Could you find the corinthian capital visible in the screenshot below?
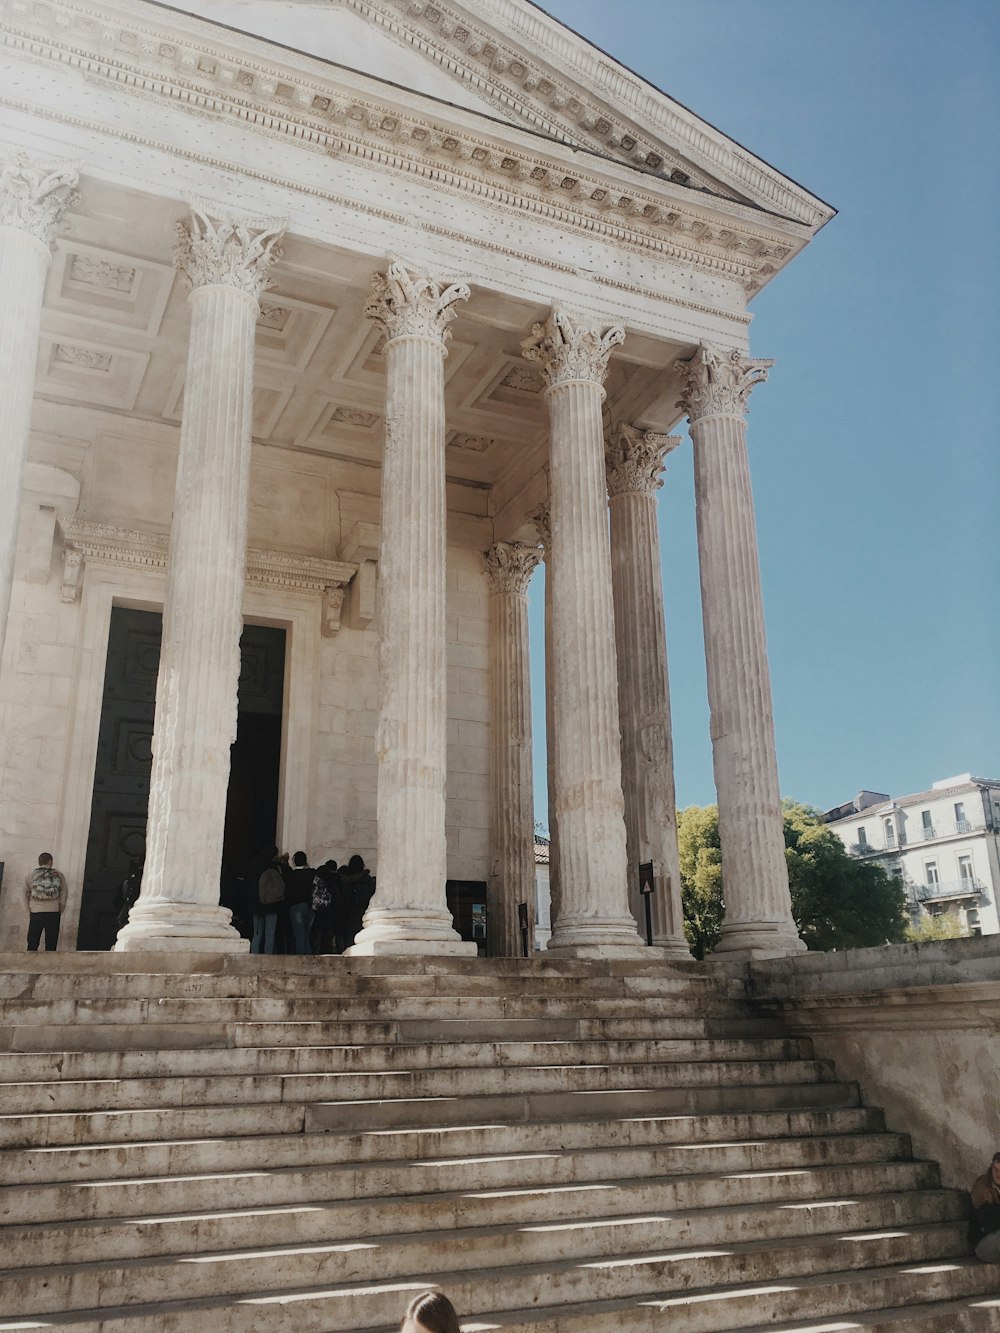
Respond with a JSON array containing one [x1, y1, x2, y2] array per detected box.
[[677, 343, 773, 423], [606, 424, 680, 497], [174, 204, 285, 300], [521, 309, 625, 390], [365, 261, 470, 343], [0, 154, 79, 247], [483, 541, 541, 596], [529, 498, 551, 552]]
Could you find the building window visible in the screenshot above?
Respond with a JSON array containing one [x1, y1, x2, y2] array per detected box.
[[884, 818, 896, 848], [924, 861, 939, 887], [857, 827, 868, 850], [966, 907, 982, 937], [958, 853, 975, 886], [921, 809, 934, 839]]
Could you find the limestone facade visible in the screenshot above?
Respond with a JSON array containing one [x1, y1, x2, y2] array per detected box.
[[0, 0, 833, 958]]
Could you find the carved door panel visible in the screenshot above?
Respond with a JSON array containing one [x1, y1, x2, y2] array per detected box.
[[77, 609, 286, 951]]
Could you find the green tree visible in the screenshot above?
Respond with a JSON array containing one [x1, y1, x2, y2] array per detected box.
[[676, 801, 908, 958], [903, 912, 969, 943]]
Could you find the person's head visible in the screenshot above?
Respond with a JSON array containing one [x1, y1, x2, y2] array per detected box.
[[400, 1291, 460, 1333], [990, 1151, 1000, 1187], [293, 851, 308, 867], [348, 854, 365, 874], [38, 853, 53, 867]]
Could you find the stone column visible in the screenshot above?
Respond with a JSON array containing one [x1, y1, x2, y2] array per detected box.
[[115, 206, 284, 953], [349, 262, 475, 957], [484, 541, 541, 956], [606, 425, 690, 957], [522, 311, 645, 957], [678, 344, 804, 958], [529, 497, 561, 936], [0, 155, 78, 664]]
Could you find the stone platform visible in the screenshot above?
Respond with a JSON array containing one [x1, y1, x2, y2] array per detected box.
[[0, 952, 995, 1330]]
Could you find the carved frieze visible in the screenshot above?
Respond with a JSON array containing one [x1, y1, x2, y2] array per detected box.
[[677, 344, 773, 423], [483, 541, 541, 597], [59, 519, 357, 632], [0, 152, 79, 247], [67, 254, 137, 293], [174, 205, 286, 300], [605, 424, 681, 497], [365, 261, 470, 344], [522, 309, 625, 389]]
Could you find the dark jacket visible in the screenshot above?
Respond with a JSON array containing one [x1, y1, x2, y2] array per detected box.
[[969, 1171, 1000, 1248]]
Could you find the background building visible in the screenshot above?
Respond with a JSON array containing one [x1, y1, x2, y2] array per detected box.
[[824, 774, 1000, 936]]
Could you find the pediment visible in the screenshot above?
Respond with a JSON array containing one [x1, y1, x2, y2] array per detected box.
[[170, 0, 832, 229]]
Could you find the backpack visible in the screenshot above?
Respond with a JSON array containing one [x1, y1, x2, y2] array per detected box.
[[311, 875, 331, 912], [258, 866, 285, 906], [29, 866, 62, 902]]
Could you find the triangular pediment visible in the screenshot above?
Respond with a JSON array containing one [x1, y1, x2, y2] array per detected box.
[[170, 0, 832, 230]]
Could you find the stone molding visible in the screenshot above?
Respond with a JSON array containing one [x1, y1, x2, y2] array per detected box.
[[605, 424, 680, 497], [678, 343, 773, 423], [522, 309, 625, 390], [365, 262, 470, 344], [483, 541, 541, 596], [0, 1, 808, 295], [174, 204, 285, 299], [0, 151, 79, 246], [58, 519, 356, 631]]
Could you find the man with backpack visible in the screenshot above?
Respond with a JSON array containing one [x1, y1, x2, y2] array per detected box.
[[24, 852, 68, 951]]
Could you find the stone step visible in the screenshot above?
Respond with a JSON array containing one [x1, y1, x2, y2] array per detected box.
[[0, 1219, 969, 1324], [0, 992, 746, 1029], [1, 1172, 962, 1270], [0, 1104, 887, 1189], [0, 1074, 860, 1148], [0, 1035, 812, 1083], [728, 1292, 1000, 1332], [0, 1012, 786, 1053], [0, 1055, 835, 1116], [0, 1130, 921, 1226]]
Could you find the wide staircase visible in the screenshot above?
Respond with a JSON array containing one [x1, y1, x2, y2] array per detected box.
[[0, 954, 995, 1332]]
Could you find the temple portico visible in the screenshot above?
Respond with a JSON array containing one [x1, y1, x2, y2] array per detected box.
[[0, 0, 834, 962]]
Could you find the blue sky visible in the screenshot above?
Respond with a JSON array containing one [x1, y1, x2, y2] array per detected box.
[[527, 0, 1000, 824]]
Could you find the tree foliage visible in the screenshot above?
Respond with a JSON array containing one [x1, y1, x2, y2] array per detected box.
[[903, 912, 969, 943], [676, 800, 908, 958]]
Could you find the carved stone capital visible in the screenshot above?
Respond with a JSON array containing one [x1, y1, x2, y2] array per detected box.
[[174, 204, 285, 300], [365, 261, 470, 343], [529, 499, 551, 552], [521, 309, 625, 390], [677, 343, 773, 423], [0, 153, 79, 247], [605, 425, 681, 497], [483, 541, 541, 596]]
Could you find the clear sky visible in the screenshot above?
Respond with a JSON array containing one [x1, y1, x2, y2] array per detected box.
[[527, 0, 1000, 826]]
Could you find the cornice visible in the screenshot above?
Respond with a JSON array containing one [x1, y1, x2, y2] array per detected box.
[[59, 518, 357, 632], [0, 0, 807, 295], [345, 0, 831, 229]]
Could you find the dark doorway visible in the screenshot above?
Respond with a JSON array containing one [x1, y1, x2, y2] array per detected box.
[[77, 608, 285, 950]]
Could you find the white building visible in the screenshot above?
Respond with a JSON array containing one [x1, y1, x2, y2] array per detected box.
[[824, 775, 1000, 936]]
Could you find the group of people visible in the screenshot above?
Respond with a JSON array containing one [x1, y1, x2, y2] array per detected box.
[[243, 848, 375, 955]]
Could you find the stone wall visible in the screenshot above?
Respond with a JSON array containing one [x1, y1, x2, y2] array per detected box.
[[747, 938, 1000, 1190]]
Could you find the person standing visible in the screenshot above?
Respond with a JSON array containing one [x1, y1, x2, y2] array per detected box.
[[24, 852, 67, 952], [286, 850, 315, 955]]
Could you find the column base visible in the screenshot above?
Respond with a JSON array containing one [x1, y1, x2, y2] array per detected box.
[[652, 936, 695, 959], [546, 916, 649, 959], [113, 903, 249, 954], [345, 907, 478, 958], [710, 918, 807, 961]]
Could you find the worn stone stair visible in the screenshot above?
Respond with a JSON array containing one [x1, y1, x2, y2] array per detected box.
[[0, 953, 991, 1331]]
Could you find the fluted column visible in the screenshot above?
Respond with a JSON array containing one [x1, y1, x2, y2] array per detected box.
[[116, 206, 284, 952], [529, 497, 561, 935], [348, 262, 475, 956], [522, 311, 645, 957], [484, 541, 541, 956], [679, 344, 804, 958], [0, 155, 78, 665], [606, 425, 690, 956]]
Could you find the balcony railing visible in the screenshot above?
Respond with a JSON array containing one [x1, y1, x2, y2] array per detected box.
[[914, 878, 984, 903]]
